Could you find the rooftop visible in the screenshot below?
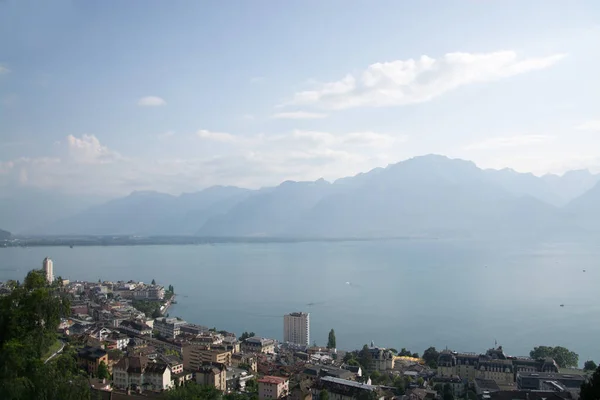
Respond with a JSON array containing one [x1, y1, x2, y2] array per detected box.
[[259, 376, 288, 385], [321, 376, 378, 391]]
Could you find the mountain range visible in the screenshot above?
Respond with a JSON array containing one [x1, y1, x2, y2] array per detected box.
[[4, 155, 600, 238]]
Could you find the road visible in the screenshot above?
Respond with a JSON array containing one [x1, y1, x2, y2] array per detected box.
[[44, 341, 65, 364]]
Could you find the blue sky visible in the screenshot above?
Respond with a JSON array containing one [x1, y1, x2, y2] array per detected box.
[[1, 0, 600, 196]]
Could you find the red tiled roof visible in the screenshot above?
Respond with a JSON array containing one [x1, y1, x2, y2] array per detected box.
[[259, 376, 288, 385]]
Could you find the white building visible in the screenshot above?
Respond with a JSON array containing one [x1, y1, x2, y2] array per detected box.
[[283, 312, 310, 347], [43, 257, 54, 284], [113, 356, 173, 391], [154, 317, 186, 339]]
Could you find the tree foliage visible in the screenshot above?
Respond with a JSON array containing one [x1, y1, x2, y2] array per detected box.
[[581, 365, 600, 400], [327, 329, 336, 349], [320, 389, 330, 400], [584, 360, 598, 371], [0, 269, 90, 399], [443, 383, 455, 400], [529, 346, 579, 368], [162, 383, 223, 399], [359, 344, 373, 371], [240, 331, 255, 341], [152, 279, 156, 285], [97, 361, 110, 380], [422, 347, 440, 368]]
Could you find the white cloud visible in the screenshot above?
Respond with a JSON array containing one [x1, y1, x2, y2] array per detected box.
[[66, 134, 122, 164], [137, 96, 166, 107], [465, 135, 554, 151], [575, 120, 600, 131], [0, 129, 407, 195], [271, 111, 328, 120], [196, 129, 238, 143], [287, 51, 565, 110]]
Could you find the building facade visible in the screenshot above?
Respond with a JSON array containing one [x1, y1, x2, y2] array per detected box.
[[43, 257, 54, 284], [242, 337, 276, 354], [154, 317, 186, 339], [196, 362, 227, 390], [284, 312, 310, 347], [77, 346, 108, 376], [438, 347, 559, 384], [182, 343, 232, 370], [258, 376, 289, 399], [113, 356, 173, 391]]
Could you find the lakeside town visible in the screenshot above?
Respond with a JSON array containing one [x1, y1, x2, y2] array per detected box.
[[0, 258, 596, 400]]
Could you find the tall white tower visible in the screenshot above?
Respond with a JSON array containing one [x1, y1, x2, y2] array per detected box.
[[43, 257, 54, 284], [283, 312, 310, 347]]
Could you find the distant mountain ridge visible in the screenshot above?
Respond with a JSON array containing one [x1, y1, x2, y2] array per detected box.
[[16, 155, 600, 237]]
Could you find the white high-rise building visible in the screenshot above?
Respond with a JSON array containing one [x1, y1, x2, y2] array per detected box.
[[43, 257, 54, 284], [283, 312, 310, 347]]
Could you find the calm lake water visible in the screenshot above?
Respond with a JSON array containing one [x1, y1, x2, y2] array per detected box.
[[1, 239, 599, 364]]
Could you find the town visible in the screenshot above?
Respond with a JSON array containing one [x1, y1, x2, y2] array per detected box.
[[0, 258, 596, 400]]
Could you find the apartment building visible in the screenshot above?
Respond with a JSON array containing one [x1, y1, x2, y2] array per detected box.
[[283, 312, 310, 347], [258, 376, 289, 399], [154, 317, 186, 339], [113, 356, 173, 391], [241, 337, 276, 354], [182, 343, 232, 370], [196, 362, 227, 391]]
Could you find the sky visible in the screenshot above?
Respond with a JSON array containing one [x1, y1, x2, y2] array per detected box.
[[1, 0, 600, 197]]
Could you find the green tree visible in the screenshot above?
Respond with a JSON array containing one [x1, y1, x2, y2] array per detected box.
[[584, 360, 598, 371], [0, 269, 90, 399], [245, 378, 258, 394], [151, 279, 156, 285], [581, 365, 600, 400], [443, 383, 455, 400], [357, 391, 378, 400], [359, 344, 373, 371], [152, 307, 162, 318], [320, 389, 330, 400], [530, 346, 579, 368], [240, 332, 255, 341], [417, 377, 425, 387], [163, 383, 222, 399], [393, 375, 406, 394], [422, 347, 440, 368], [327, 329, 336, 349], [398, 348, 413, 357], [97, 361, 110, 380]]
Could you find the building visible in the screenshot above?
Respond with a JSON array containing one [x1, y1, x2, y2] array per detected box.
[[113, 356, 173, 391], [368, 347, 395, 371], [77, 346, 108, 376], [517, 372, 585, 392], [196, 362, 227, 391], [182, 343, 232, 370], [119, 320, 152, 336], [232, 353, 258, 372], [154, 317, 186, 339], [302, 365, 356, 382], [43, 257, 54, 284], [242, 337, 276, 354], [319, 376, 383, 400], [431, 376, 465, 398], [486, 390, 573, 400], [226, 367, 255, 392], [284, 312, 310, 347], [258, 376, 289, 399], [438, 347, 559, 384]]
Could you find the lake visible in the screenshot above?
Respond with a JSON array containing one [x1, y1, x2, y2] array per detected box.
[[1, 239, 599, 364]]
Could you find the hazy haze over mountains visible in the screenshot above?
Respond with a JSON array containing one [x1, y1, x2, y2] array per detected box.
[[3, 155, 599, 238]]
